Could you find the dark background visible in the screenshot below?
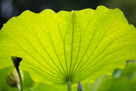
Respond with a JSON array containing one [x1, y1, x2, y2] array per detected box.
[[0, 0, 136, 29]]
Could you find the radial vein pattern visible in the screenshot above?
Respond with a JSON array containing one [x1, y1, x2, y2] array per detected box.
[[0, 6, 136, 84]]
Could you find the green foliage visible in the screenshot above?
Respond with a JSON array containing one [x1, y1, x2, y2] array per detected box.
[[0, 6, 136, 85], [95, 62, 136, 91]]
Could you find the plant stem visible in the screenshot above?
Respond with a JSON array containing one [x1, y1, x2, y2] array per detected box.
[[67, 80, 72, 91], [16, 68, 22, 91]]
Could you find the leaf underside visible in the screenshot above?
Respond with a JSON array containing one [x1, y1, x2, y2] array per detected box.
[[0, 6, 136, 84]]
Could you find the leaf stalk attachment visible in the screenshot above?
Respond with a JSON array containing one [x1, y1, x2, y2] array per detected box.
[[67, 80, 72, 91]]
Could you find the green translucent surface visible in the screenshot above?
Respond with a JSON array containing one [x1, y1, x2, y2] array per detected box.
[[0, 6, 136, 85]]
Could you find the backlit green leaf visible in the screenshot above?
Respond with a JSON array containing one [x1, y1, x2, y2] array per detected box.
[[0, 6, 136, 85]]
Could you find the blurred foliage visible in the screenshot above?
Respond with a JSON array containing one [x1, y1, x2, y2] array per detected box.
[[98, 62, 136, 91], [85, 61, 136, 91]]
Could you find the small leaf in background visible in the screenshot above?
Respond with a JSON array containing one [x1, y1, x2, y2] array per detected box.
[[78, 82, 84, 91], [0, 6, 136, 85]]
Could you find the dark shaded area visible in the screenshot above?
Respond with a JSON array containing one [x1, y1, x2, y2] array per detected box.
[[0, 0, 101, 29], [102, 0, 136, 26], [0, 0, 136, 29]]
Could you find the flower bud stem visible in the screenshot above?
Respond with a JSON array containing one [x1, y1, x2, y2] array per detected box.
[[12, 56, 22, 91], [16, 67, 22, 91]]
